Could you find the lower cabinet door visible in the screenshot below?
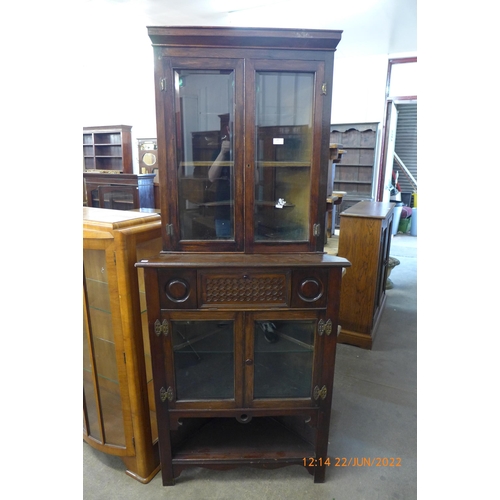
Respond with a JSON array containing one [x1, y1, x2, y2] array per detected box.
[[158, 310, 323, 410], [160, 311, 244, 409], [245, 310, 322, 408]]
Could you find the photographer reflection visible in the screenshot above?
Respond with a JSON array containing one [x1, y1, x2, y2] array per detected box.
[[208, 125, 232, 238]]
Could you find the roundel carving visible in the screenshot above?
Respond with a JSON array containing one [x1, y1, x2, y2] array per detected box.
[[165, 278, 190, 303], [298, 278, 323, 303]]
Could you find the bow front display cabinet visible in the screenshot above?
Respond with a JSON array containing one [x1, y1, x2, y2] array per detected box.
[[83, 208, 162, 483], [138, 26, 350, 486]]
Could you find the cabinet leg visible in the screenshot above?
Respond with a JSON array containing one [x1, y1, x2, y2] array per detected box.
[[313, 465, 326, 483], [162, 475, 175, 486], [161, 464, 175, 486]]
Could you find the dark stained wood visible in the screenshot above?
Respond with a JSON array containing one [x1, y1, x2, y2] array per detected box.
[[139, 252, 349, 268], [84, 173, 156, 211], [147, 26, 342, 51], [83, 125, 133, 173], [138, 257, 348, 485], [140, 26, 348, 486]]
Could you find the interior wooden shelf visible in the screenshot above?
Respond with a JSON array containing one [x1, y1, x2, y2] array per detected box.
[[338, 163, 374, 167], [334, 180, 372, 185], [179, 161, 310, 168], [172, 417, 314, 463]]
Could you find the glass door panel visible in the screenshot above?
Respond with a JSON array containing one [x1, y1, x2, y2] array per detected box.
[[174, 68, 235, 241], [83, 248, 126, 447], [171, 320, 235, 400], [253, 319, 316, 399], [254, 71, 314, 242], [98, 186, 136, 210]]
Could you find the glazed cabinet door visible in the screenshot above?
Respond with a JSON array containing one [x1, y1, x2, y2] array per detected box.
[[148, 309, 330, 411], [98, 185, 139, 210], [244, 311, 327, 408], [151, 311, 245, 410], [155, 54, 329, 253], [245, 59, 327, 253], [156, 57, 245, 252], [83, 241, 133, 455], [374, 213, 394, 311]]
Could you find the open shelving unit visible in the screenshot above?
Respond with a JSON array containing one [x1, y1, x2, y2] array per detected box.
[[83, 125, 133, 173]]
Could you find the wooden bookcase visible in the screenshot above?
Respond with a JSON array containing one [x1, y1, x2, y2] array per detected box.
[[336, 201, 394, 349], [83, 125, 133, 173], [329, 123, 379, 228], [137, 26, 351, 487], [83, 208, 162, 482]]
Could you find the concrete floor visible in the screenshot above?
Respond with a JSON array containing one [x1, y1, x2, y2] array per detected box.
[[83, 233, 417, 500]]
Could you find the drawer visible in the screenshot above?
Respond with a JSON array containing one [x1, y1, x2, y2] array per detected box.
[[198, 270, 290, 308]]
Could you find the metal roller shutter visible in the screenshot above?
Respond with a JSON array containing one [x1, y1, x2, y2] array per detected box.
[[394, 102, 417, 203]]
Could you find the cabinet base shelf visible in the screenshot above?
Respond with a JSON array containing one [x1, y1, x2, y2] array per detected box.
[[162, 416, 327, 484]]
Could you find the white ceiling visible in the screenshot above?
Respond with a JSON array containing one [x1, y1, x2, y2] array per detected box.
[[95, 0, 417, 58]]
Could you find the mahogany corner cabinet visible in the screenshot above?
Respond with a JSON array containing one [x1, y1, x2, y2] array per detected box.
[[137, 25, 350, 486]]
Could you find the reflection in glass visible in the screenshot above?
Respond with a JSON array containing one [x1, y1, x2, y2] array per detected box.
[[172, 321, 234, 400], [175, 69, 235, 240], [83, 249, 126, 446], [254, 72, 314, 241], [253, 320, 315, 398]]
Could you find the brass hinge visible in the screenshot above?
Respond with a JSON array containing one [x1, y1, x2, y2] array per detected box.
[[313, 224, 321, 237], [165, 223, 173, 236], [321, 82, 327, 95], [318, 319, 333, 336], [313, 385, 327, 400], [160, 78, 167, 91], [160, 386, 173, 403], [154, 319, 169, 336]]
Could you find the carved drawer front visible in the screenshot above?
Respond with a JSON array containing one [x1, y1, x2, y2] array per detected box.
[[291, 269, 329, 308], [158, 269, 197, 309], [198, 270, 290, 308]]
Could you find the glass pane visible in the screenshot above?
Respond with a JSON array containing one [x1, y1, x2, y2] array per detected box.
[[172, 320, 234, 400], [101, 188, 135, 210], [254, 320, 315, 399], [83, 307, 100, 438], [83, 249, 126, 446], [90, 189, 99, 207], [254, 72, 314, 241], [175, 69, 235, 240]]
